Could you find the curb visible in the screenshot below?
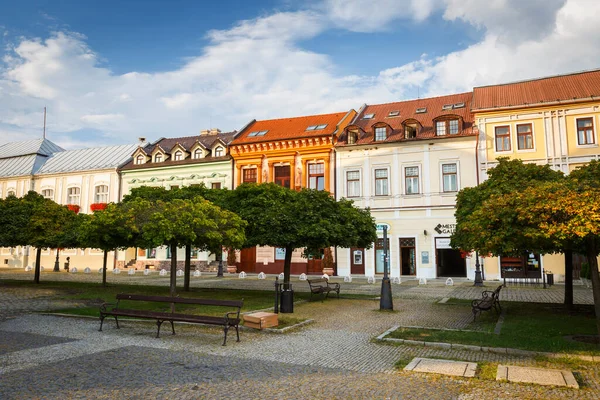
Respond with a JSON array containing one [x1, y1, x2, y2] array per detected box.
[[377, 327, 600, 363]]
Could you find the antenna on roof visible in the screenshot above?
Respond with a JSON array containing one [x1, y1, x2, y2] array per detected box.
[[417, 86, 420, 99], [43, 106, 47, 139]]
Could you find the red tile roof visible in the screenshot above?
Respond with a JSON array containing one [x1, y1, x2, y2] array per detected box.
[[472, 69, 600, 111], [337, 92, 474, 146], [231, 111, 351, 144]]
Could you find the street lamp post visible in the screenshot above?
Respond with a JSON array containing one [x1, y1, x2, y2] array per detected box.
[[474, 251, 483, 287], [380, 226, 393, 310], [53, 248, 61, 272]]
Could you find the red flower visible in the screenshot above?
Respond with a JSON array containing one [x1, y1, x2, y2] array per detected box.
[[90, 203, 108, 212], [67, 204, 80, 214]]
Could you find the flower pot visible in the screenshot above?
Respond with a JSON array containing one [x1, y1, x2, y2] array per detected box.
[[322, 267, 334, 276], [227, 265, 237, 274]]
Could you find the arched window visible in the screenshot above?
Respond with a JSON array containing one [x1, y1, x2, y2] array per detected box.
[[94, 185, 109, 203], [135, 155, 145, 164], [194, 149, 203, 159], [67, 187, 81, 205], [174, 151, 183, 161], [154, 154, 163, 163], [214, 147, 224, 157], [6, 190, 16, 197], [402, 119, 421, 139], [347, 131, 358, 145]]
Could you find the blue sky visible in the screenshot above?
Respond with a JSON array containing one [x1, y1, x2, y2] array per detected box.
[[0, 0, 598, 148]]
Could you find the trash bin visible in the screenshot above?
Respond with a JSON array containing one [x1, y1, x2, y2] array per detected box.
[[280, 287, 294, 313], [546, 272, 554, 286]]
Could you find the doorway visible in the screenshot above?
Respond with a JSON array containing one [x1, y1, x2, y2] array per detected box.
[[239, 247, 256, 273], [435, 238, 466, 277], [350, 248, 365, 275], [307, 249, 323, 275], [399, 238, 416, 275]]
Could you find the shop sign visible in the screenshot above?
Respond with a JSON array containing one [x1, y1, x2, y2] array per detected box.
[[434, 223, 456, 234], [376, 223, 391, 233], [275, 248, 286, 260], [435, 238, 452, 249]]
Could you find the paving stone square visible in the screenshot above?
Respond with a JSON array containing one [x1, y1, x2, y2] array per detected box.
[[497, 365, 579, 389], [404, 357, 477, 377]]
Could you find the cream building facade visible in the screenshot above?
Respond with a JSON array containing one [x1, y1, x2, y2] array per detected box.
[[473, 69, 600, 282], [335, 93, 479, 279]]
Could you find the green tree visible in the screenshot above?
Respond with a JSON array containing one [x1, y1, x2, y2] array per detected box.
[[451, 158, 574, 304], [229, 183, 377, 309], [80, 203, 139, 286], [126, 197, 245, 296]]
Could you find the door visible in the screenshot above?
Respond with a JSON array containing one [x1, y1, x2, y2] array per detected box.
[[307, 249, 323, 274], [374, 238, 389, 274], [435, 238, 466, 277], [399, 238, 416, 275], [350, 248, 365, 275], [239, 247, 256, 273]]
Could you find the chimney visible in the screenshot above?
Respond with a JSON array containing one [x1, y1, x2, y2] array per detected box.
[[138, 137, 146, 144], [200, 129, 210, 136], [210, 128, 221, 135]]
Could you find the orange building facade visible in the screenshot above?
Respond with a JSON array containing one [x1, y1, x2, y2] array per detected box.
[[229, 110, 356, 274]]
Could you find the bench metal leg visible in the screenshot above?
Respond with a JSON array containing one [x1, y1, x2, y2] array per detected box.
[[99, 315, 105, 332], [235, 324, 240, 342], [114, 316, 120, 329], [170, 320, 175, 335], [156, 320, 163, 338], [222, 325, 229, 346]]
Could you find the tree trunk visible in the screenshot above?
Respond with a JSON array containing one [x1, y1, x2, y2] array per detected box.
[[586, 237, 600, 337], [564, 249, 573, 310], [102, 250, 108, 287], [184, 244, 191, 292], [34, 247, 41, 284], [283, 245, 293, 290], [170, 243, 178, 298]]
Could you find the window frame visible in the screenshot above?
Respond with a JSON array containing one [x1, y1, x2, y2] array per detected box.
[[441, 163, 458, 193], [211, 182, 221, 189], [516, 123, 534, 151], [41, 189, 54, 200], [242, 168, 257, 183], [374, 126, 387, 141], [346, 170, 361, 198], [67, 187, 81, 205], [193, 149, 203, 159], [404, 166, 420, 195], [402, 119, 421, 139], [576, 117, 596, 146], [347, 130, 358, 145], [154, 153, 163, 163], [374, 168, 389, 196], [214, 147, 224, 157], [434, 117, 460, 136], [495, 125, 511, 152], [274, 165, 291, 188], [307, 163, 325, 191], [135, 154, 145, 165], [173, 151, 183, 161], [94, 184, 109, 203]]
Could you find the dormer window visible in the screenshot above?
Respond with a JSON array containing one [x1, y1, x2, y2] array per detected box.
[[214, 147, 224, 157], [135, 155, 145, 165], [347, 130, 358, 145], [435, 118, 460, 136], [174, 151, 183, 161], [374, 126, 387, 141], [154, 154, 163, 163], [402, 119, 421, 139], [194, 149, 203, 159]]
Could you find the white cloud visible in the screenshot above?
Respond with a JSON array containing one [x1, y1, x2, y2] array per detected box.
[[0, 0, 599, 148]]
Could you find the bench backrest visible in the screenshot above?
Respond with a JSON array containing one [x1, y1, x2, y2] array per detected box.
[[307, 278, 328, 285], [115, 293, 243, 308]]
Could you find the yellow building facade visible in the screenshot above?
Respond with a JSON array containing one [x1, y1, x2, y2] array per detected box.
[[473, 69, 600, 282]]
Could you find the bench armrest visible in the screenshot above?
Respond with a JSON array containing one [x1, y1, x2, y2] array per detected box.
[[328, 282, 340, 289], [100, 302, 117, 313]]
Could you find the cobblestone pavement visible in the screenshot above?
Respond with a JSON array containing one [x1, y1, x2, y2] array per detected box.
[[1, 284, 598, 399], [1, 267, 594, 304]]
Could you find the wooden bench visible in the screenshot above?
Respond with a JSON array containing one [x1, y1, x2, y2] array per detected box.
[[307, 278, 340, 301], [471, 285, 502, 320], [99, 294, 243, 346]]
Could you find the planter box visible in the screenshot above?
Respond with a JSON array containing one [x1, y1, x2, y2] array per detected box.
[[243, 312, 278, 330]]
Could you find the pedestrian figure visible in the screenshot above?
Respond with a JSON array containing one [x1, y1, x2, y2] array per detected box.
[[64, 256, 70, 272]]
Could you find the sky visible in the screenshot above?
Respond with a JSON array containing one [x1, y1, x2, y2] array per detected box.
[[1, 0, 599, 149]]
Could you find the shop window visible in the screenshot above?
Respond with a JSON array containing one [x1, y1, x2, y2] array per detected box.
[[500, 253, 541, 278], [146, 248, 157, 259]]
